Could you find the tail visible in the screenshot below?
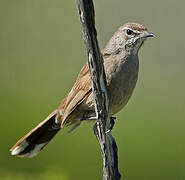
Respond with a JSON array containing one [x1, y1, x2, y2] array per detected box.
[[10, 110, 61, 158]]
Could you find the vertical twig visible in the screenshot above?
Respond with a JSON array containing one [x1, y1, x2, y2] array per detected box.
[[75, 0, 121, 180]]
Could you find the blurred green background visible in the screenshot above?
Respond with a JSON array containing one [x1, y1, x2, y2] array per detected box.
[[0, 0, 185, 179]]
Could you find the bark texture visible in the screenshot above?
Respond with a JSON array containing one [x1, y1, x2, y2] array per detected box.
[[75, 0, 121, 179]]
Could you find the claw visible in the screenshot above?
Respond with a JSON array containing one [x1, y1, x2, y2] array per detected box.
[[106, 116, 116, 133]]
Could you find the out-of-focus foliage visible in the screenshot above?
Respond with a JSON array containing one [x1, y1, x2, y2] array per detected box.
[[0, 0, 185, 180], [1, 168, 68, 180]]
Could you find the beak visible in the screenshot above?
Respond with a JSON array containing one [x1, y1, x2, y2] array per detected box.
[[140, 32, 155, 38]]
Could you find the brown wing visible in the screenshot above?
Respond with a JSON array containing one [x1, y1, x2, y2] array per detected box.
[[60, 62, 92, 124]]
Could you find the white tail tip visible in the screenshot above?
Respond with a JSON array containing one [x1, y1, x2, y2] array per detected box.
[[11, 140, 29, 156], [11, 140, 48, 158]]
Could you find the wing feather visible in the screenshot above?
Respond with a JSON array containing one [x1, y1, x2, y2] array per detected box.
[[60, 62, 92, 124]]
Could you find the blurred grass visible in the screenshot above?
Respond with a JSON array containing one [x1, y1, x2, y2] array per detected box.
[[0, 0, 185, 180], [0, 169, 68, 180]]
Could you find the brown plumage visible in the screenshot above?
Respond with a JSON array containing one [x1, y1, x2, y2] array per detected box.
[[10, 22, 154, 158]]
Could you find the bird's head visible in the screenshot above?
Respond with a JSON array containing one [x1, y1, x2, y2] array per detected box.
[[120, 22, 155, 53], [104, 22, 154, 55]]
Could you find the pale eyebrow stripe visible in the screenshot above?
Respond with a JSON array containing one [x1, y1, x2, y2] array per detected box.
[[123, 27, 141, 34]]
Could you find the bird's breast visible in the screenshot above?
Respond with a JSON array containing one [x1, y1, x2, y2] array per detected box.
[[105, 54, 139, 115]]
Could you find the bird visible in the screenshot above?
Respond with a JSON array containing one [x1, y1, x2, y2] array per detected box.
[[10, 22, 154, 158]]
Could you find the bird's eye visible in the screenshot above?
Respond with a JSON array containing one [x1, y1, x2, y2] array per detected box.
[[126, 29, 133, 35]]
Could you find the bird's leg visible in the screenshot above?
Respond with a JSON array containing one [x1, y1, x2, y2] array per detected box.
[[81, 115, 98, 121], [81, 114, 116, 132], [81, 115, 116, 126], [80, 112, 98, 121]]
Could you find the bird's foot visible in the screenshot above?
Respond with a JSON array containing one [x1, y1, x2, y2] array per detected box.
[[106, 116, 116, 133]]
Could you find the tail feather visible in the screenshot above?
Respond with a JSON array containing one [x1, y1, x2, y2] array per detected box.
[[10, 110, 61, 158]]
